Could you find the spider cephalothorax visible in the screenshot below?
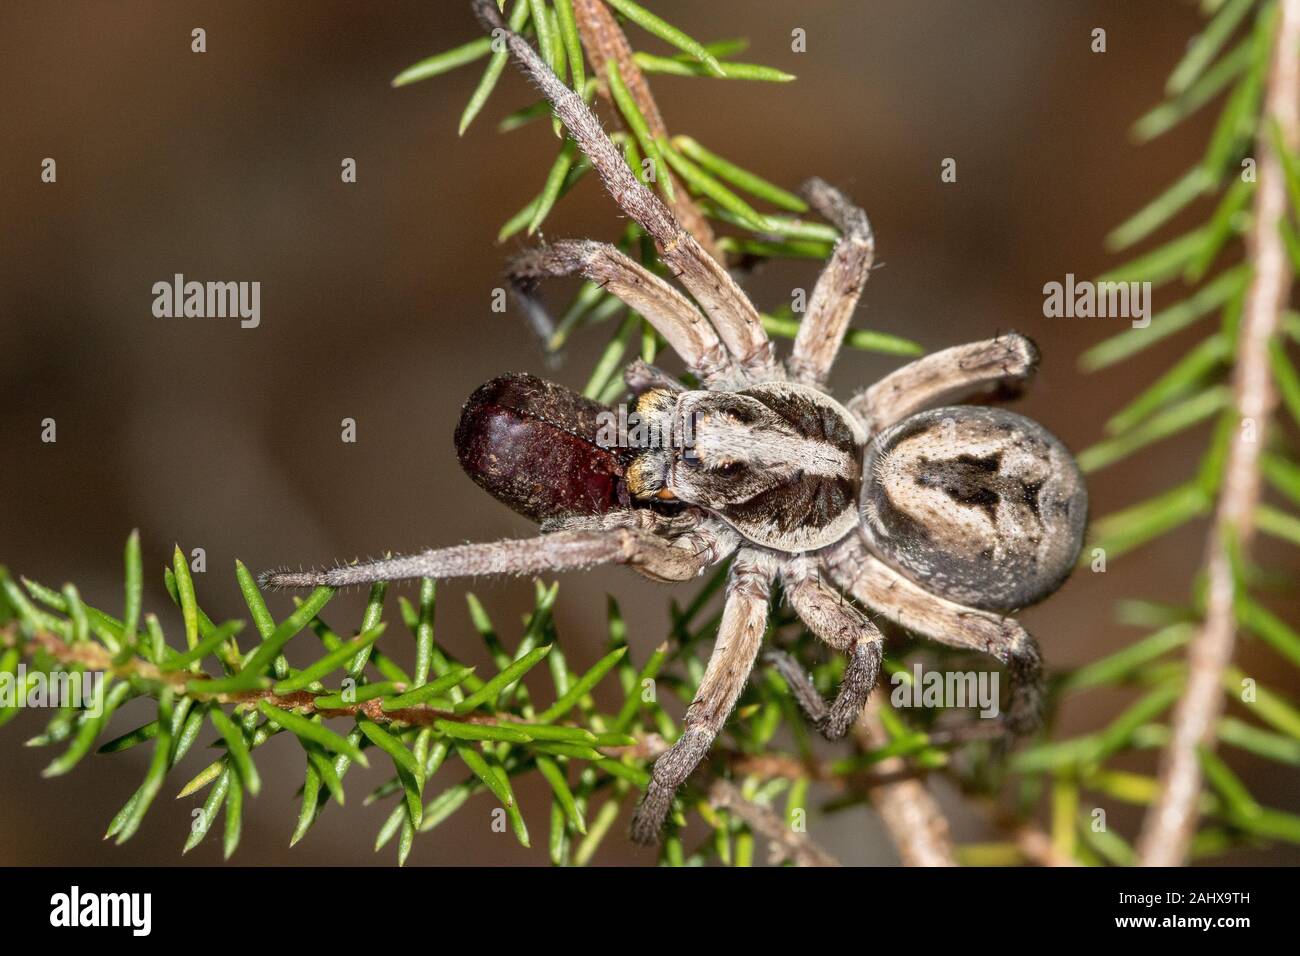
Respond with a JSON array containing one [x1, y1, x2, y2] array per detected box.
[[261, 0, 1088, 847], [626, 383, 865, 552]]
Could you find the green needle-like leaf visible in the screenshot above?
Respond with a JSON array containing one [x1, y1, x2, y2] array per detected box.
[[183, 766, 231, 854], [529, 139, 579, 234], [272, 624, 385, 694], [1087, 481, 1212, 562], [258, 702, 368, 767], [357, 717, 421, 779], [412, 578, 435, 686], [115, 689, 174, 843], [1104, 335, 1228, 435], [1258, 505, 1300, 548], [660, 138, 770, 230], [172, 545, 199, 651], [161, 620, 244, 672], [223, 776, 243, 859], [1198, 745, 1260, 819], [189, 587, 333, 694], [496, 764, 530, 846], [122, 530, 142, 652], [1059, 623, 1195, 693], [1106, 166, 1213, 252], [453, 645, 552, 713], [1268, 339, 1300, 427], [536, 646, 627, 722], [1079, 265, 1248, 371], [761, 313, 922, 356], [603, 0, 725, 76], [536, 754, 586, 833], [435, 720, 533, 743], [633, 51, 794, 82], [1078, 385, 1230, 473], [418, 780, 475, 833], [1218, 717, 1300, 764], [553, 0, 585, 91], [606, 60, 673, 201], [208, 706, 261, 795], [496, 722, 596, 743], [235, 559, 275, 640], [583, 311, 638, 398], [455, 745, 514, 806], [1134, 38, 1250, 142], [672, 135, 807, 211], [392, 37, 494, 87], [379, 671, 478, 712], [98, 720, 160, 755], [460, 0, 532, 135], [1263, 453, 1300, 506], [1238, 598, 1300, 668], [43, 680, 129, 777], [1166, 0, 1254, 96], [381, 666, 477, 711]]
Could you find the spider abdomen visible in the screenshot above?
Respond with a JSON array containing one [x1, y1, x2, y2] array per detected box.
[[860, 405, 1087, 611], [455, 373, 633, 522]]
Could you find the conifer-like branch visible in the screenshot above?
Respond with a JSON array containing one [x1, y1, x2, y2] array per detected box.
[[1137, 0, 1300, 867], [569, 0, 722, 259], [852, 691, 957, 867]]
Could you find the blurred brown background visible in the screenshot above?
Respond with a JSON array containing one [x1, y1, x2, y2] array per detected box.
[[2, 0, 1297, 866]]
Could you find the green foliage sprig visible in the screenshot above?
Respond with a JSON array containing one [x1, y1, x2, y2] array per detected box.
[[1004, 0, 1300, 865], [1, 534, 989, 866], [392, 0, 920, 376]]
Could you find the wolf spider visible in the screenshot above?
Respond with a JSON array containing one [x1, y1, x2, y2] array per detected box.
[[262, 0, 1087, 846]]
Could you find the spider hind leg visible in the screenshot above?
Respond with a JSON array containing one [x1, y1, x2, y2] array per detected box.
[[630, 549, 776, 845], [775, 556, 885, 739]]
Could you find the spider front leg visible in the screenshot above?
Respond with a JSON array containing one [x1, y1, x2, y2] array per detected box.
[[849, 333, 1040, 433], [260, 513, 737, 589], [472, 0, 778, 381], [787, 178, 876, 387], [772, 555, 884, 739], [507, 240, 738, 385], [622, 358, 684, 396], [630, 548, 776, 845], [825, 533, 1044, 735]]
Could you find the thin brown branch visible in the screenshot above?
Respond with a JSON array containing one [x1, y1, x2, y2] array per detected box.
[[728, 751, 925, 789], [707, 778, 842, 867], [1013, 824, 1080, 868], [1136, 0, 1300, 867], [852, 689, 957, 866], [570, 0, 722, 261], [5, 625, 554, 731]]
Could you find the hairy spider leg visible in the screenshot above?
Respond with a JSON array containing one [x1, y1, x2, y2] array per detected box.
[[472, 0, 777, 380], [787, 178, 877, 387], [260, 516, 738, 590], [630, 548, 776, 844], [507, 240, 738, 385], [849, 334, 1040, 433], [824, 532, 1045, 735]]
